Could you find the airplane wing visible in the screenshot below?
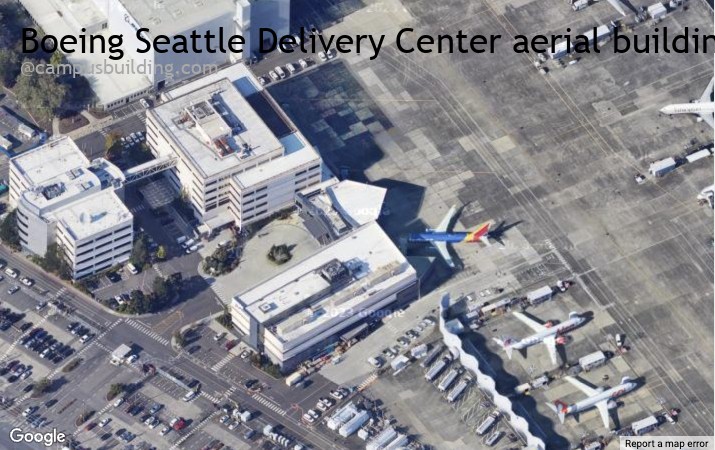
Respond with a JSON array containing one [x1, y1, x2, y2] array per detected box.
[[698, 77, 714, 128], [564, 376, 600, 397], [512, 312, 546, 333], [699, 77, 714, 103], [433, 241, 455, 268], [435, 205, 458, 232], [542, 336, 559, 365], [698, 112, 714, 128], [606, 0, 627, 16], [594, 400, 611, 428]]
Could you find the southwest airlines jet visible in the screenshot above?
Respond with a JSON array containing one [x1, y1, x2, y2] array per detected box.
[[407, 205, 492, 268]]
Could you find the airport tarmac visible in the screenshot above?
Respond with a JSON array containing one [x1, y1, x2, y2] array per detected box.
[[273, 0, 714, 444]]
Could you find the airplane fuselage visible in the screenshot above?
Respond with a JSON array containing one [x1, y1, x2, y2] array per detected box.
[[408, 232, 477, 243], [660, 102, 715, 115], [564, 381, 637, 415], [509, 316, 585, 350]]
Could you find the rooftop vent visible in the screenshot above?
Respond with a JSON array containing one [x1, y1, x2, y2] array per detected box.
[[258, 303, 275, 313], [319, 259, 350, 284], [42, 183, 65, 200]]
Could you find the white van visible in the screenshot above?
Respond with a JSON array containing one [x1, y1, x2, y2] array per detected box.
[[4, 267, 17, 278], [126, 263, 139, 275], [182, 390, 197, 402]]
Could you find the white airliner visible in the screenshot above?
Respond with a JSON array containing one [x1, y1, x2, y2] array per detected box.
[[660, 77, 714, 128], [492, 311, 586, 366], [697, 184, 714, 208], [546, 375, 637, 429]]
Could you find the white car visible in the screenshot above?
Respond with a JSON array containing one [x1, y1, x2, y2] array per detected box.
[[20, 370, 31, 380], [20, 277, 33, 286], [274, 66, 286, 79], [327, 49, 336, 59], [99, 417, 111, 427], [228, 420, 239, 430], [160, 426, 171, 436], [139, 98, 150, 108], [318, 52, 327, 62], [213, 332, 225, 341], [269, 70, 279, 81], [113, 397, 125, 407], [308, 409, 320, 420], [298, 58, 308, 69], [126, 354, 139, 364], [286, 63, 297, 74], [259, 76, 268, 86], [182, 390, 197, 402], [80, 334, 92, 344], [219, 415, 230, 425], [302, 413, 314, 423]]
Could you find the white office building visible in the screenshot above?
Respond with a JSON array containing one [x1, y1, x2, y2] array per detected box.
[[9, 137, 133, 279], [231, 221, 417, 371], [18, 0, 290, 109], [146, 64, 322, 235]]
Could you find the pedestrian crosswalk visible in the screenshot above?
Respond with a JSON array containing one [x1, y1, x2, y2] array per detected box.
[[171, 410, 220, 450], [125, 319, 170, 346], [211, 353, 236, 372], [130, 204, 147, 214], [357, 372, 378, 392], [252, 393, 287, 416], [199, 391, 221, 404]]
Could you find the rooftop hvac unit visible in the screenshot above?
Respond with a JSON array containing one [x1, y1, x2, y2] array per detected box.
[[319, 259, 349, 284]]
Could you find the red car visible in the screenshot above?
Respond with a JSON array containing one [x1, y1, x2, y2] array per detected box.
[[173, 418, 186, 431], [224, 340, 238, 351]]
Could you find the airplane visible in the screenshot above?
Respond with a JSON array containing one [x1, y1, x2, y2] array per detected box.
[[407, 205, 494, 268], [660, 77, 714, 128], [546, 375, 638, 429], [492, 311, 586, 366], [603, 0, 628, 16], [697, 184, 714, 208]]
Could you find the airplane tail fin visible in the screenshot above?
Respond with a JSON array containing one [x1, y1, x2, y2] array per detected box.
[[546, 401, 567, 424], [492, 337, 514, 359], [465, 222, 492, 244]]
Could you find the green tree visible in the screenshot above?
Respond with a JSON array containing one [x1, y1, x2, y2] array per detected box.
[[174, 330, 186, 348], [107, 383, 124, 400], [104, 131, 122, 160], [0, 210, 20, 250], [32, 378, 50, 396], [156, 245, 166, 260], [14, 58, 67, 123], [0, 49, 19, 87], [49, 51, 63, 67], [37, 242, 72, 280], [130, 234, 149, 268], [267, 244, 292, 265]]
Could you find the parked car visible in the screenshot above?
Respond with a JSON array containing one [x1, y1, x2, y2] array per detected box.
[[20, 277, 33, 287], [7, 286, 19, 295]]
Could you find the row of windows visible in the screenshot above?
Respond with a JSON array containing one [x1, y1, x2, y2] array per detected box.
[[77, 225, 132, 249]]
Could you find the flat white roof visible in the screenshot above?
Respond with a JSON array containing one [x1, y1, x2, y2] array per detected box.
[[19, 0, 151, 106], [54, 189, 132, 241], [327, 180, 386, 227], [121, 0, 235, 36], [152, 78, 284, 178], [234, 222, 415, 328], [234, 144, 320, 189], [11, 137, 89, 187]]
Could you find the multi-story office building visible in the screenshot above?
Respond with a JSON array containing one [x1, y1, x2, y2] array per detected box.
[[146, 64, 322, 234], [9, 137, 133, 279], [231, 180, 414, 371]]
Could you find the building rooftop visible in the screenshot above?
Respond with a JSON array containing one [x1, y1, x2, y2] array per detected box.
[[11, 137, 90, 187], [19, 0, 151, 106], [54, 189, 132, 241], [233, 144, 320, 189], [152, 78, 285, 178], [326, 180, 386, 227], [233, 222, 415, 330], [120, 0, 235, 36]]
